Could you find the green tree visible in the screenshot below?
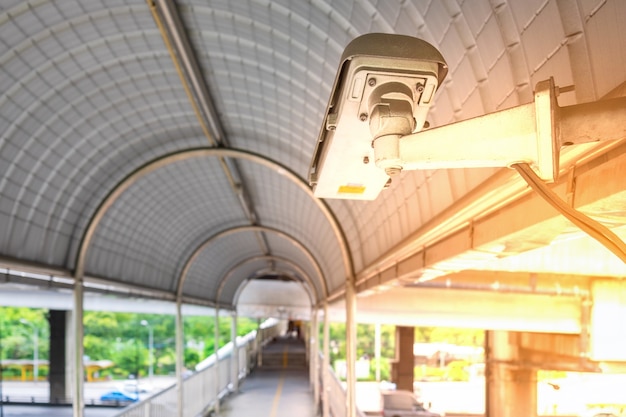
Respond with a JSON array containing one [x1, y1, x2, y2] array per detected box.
[[0, 307, 48, 361], [111, 338, 145, 378], [323, 322, 484, 381], [428, 327, 484, 346], [0, 307, 274, 379], [184, 349, 200, 369]]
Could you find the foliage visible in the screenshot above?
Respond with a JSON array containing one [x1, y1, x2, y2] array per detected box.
[[415, 365, 446, 380], [326, 323, 396, 365], [0, 307, 48, 361], [0, 306, 260, 379], [422, 327, 484, 346], [325, 322, 484, 382], [446, 360, 469, 381], [369, 356, 391, 381], [538, 369, 567, 381], [1, 305, 486, 382]]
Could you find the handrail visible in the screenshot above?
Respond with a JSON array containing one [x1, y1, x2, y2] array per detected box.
[[321, 354, 367, 417], [113, 319, 287, 417], [114, 320, 366, 417]]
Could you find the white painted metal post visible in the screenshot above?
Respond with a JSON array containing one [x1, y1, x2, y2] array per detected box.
[[375, 323, 381, 382], [72, 279, 84, 417], [257, 318, 263, 367], [322, 302, 330, 417], [310, 308, 319, 409], [175, 299, 184, 417], [231, 311, 239, 392], [214, 308, 220, 415], [140, 320, 153, 381], [346, 279, 357, 417]]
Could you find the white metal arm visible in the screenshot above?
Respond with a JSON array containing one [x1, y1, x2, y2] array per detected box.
[[374, 78, 626, 184]]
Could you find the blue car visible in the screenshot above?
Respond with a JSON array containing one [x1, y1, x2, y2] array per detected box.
[[100, 390, 138, 404]]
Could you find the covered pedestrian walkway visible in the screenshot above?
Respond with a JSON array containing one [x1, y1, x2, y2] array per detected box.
[[111, 321, 360, 417], [219, 336, 316, 417], [1, 1, 626, 417], [0, 331, 360, 417]]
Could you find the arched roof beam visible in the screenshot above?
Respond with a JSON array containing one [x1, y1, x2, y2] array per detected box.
[[216, 254, 316, 309], [75, 148, 350, 301], [177, 225, 326, 304]]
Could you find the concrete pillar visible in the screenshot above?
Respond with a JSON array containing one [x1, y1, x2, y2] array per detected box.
[[392, 326, 414, 392], [65, 310, 73, 402], [48, 310, 67, 403], [485, 330, 537, 417]]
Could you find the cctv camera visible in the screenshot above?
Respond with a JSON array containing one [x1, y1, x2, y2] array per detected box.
[[308, 33, 447, 200]]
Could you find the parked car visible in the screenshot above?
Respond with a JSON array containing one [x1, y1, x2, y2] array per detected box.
[[381, 390, 442, 417], [100, 390, 138, 404], [122, 379, 152, 393]]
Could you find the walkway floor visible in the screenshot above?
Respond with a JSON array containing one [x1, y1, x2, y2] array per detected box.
[[219, 335, 317, 417], [220, 368, 316, 417]]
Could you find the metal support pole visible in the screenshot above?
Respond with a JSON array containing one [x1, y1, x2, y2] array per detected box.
[[175, 299, 184, 417], [322, 302, 330, 417], [345, 279, 357, 417], [311, 308, 319, 409], [231, 312, 239, 393], [257, 318, 263, 368], [140, 320, 153, 381], [375, 323, 381, 382], [214, 308, 220, 415], [72, 279, 84, 417]]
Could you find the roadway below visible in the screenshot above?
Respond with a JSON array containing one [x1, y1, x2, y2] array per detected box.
[[2, 372, 623, 416], [0, 404, 117, 417], [0, 377, 176, 417]]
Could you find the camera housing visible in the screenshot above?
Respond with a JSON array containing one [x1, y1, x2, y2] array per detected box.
[[308, 33, 448, 200]]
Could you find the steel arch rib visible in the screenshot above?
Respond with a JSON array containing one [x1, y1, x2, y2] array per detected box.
[[217, 254, 316, 308], [74, 147, 350, 298], [177, 225, 326, 304]]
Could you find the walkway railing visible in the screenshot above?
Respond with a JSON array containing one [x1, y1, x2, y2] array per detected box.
[[322, 356, 367, 417], [115, 319, 365, 417], [114, 318, 287, 417]]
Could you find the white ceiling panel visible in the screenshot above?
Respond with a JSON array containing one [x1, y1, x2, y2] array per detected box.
[[0, 0, 624, 317]]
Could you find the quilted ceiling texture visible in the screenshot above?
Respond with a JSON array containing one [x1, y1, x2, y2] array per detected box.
[[1, 0, 625, 318]]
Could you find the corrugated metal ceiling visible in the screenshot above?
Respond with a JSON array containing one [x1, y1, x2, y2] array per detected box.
[[1, 0, 625, 315]]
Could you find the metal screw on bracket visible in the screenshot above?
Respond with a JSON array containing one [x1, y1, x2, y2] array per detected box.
[[368, 78, 376, 87], [359, 113, 368, 121], [416, 83, 425, 93], [385, 167, 402, 176]]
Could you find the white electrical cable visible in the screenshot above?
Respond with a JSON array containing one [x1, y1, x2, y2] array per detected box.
[[512, 163, 626, 264]]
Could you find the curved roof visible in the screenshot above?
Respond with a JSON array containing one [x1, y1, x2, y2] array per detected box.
[[1, 1, 625, 314]]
